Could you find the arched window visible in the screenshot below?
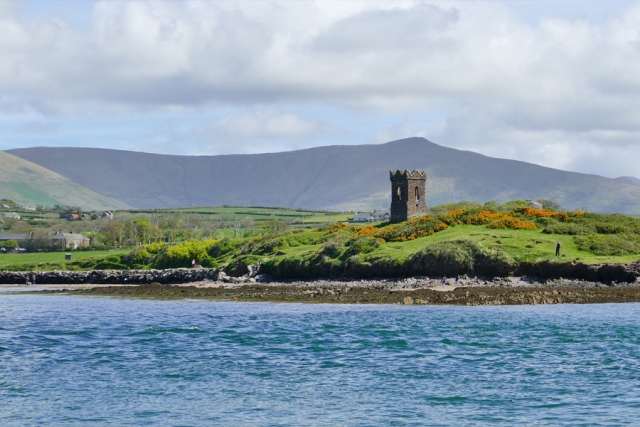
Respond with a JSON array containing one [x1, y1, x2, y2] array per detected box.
[[415, 187, 420, 200], [397, 186, 401, 200]]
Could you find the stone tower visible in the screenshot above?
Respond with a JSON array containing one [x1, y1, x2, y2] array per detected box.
[[390, 170, 427, 222]]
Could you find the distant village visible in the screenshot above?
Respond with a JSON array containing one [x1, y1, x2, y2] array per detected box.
[[0, 209, 114, 252]]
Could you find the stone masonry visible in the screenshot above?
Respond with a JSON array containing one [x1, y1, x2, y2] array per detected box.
[[390, 170, 427, 222]]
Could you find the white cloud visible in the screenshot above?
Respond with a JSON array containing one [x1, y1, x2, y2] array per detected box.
[[17, 120, 59, 135], [2, 0, 640, 177], [167, 111, 330, 154]]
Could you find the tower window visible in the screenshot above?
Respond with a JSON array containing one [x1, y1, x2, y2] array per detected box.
[[397, 186, 401, 200], [415, 187, 419, 200]]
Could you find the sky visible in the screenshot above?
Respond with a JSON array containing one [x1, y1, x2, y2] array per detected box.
[[2, 0, 640, 178]]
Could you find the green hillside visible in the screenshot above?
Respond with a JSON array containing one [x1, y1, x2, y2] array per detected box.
[[98, 204, 640, 279], [0, 151, 132, 210], [3, 202, 640, 281]]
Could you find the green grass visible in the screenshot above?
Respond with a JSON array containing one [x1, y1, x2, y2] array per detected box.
[[5, 203, 640, 274], [0, 249, 129, 269], [146, 206, 353, 224], [382, 225, 640, 264], [243, 224, 640, 267]]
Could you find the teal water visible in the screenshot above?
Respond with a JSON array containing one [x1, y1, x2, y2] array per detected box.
[[1, 294, 640, 426]]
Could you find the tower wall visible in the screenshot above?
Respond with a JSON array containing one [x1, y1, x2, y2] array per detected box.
[[390, 170, 427, 222]]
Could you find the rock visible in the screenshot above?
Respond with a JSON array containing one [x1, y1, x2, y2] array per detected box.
[[403, 296, 414, 305]]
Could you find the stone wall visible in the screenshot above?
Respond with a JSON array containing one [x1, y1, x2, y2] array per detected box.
[[0, 268, 219, 285]]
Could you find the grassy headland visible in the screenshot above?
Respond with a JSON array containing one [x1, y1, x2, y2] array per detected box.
[[115, 202, 640, 280], [5, 201, 640, 281]]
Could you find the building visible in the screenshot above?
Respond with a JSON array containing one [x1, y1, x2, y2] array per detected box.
[[101, 211, 114, 220], [51, 232, 90, 249], [390, 170, 427, 222], [2, 212, 20, 219], [372, 210, 391, 221], [66, 214, 80, 221], [0, 234, 28, 244], [527, 200, 544, 209], [352, 212, 373, 222]]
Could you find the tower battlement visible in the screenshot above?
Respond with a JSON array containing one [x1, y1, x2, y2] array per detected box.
[[389, 170, 427, 180], [390, 169, 427, 222]]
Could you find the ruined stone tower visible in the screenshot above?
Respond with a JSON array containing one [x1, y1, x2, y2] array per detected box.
[[390, 170, 427, 222]]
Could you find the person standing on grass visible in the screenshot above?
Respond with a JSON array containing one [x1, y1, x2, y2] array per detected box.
[[556, 241, 561, 256], [192, 259, 197, 268]]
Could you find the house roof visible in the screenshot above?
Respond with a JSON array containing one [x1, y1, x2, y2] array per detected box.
[[0, 233, 28, 241], [0, 232, 89, 241], [51, 233, 89, 240]]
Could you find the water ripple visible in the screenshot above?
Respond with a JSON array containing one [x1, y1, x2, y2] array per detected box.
[[1, 296, 640, 425]]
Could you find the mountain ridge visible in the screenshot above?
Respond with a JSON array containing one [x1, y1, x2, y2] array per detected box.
[[9, 137, 640, 213], [0, 150, 133, 210]]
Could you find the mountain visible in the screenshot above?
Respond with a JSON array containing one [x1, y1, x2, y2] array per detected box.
[[9, 137, 640, 213], [0, 150, 132, 210], [615, 176, 640, 188]]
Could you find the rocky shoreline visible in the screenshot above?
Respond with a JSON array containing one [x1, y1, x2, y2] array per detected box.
[[29, 275, 640, 305], [6, 265, 640, 305], [0, 268, 219, 285]]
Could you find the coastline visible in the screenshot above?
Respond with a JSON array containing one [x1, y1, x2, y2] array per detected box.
[[22, 276, 640, 305]]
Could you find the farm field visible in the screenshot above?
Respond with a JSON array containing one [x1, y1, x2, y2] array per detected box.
[[0, 250, 129, 270]]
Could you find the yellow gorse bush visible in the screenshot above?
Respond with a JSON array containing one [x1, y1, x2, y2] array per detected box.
[[513, 206, 569, 221], [325, 206, 576, 244]]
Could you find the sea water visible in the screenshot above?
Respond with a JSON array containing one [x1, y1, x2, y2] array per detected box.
[[1, 292, 640, 426]]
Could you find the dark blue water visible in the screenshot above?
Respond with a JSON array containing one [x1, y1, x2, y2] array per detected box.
[[1, 293, 640, 426]]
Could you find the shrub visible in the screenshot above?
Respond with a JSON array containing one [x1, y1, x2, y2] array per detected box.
[[344, 235, 383, 257], [513, 206, 568, 221], [567, 213, 640, 235], [487, 217, 537, 230], [145, 242, 167, 254], [408, 239, 515, 276], [409, 239, 480, 275], [154, 239, 218, 268], [574, 234, 640, 256], [209, 238, 244, 258], [542, 222, 594, 235], [321, 241, 343, 258], [122, 247, 152, 265], [3, 239, 19, 250], [94, 261, 129, 270], [251, 236, 287, 255]]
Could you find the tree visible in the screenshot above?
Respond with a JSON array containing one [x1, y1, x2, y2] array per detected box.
[[3, 216, 18, 230], [101, 220, 126, 247], [262, 219, 288, 234], [23, 233, 52, 252], [3, 240, 18, 250]]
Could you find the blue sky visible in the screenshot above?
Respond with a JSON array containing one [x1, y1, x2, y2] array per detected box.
[[2, 0, 640, 179]]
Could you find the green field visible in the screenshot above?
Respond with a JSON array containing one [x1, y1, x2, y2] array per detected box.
[[133, 206, 353, 224], [0, 250, 129, 270]]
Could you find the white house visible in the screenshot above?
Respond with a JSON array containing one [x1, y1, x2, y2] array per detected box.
[[352, 212, 373, 222], [372, 210, 391, 221]]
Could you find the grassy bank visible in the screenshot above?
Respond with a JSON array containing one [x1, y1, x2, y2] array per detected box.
[[0, 250, 129, 271], [5, 203, 640, 279]]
